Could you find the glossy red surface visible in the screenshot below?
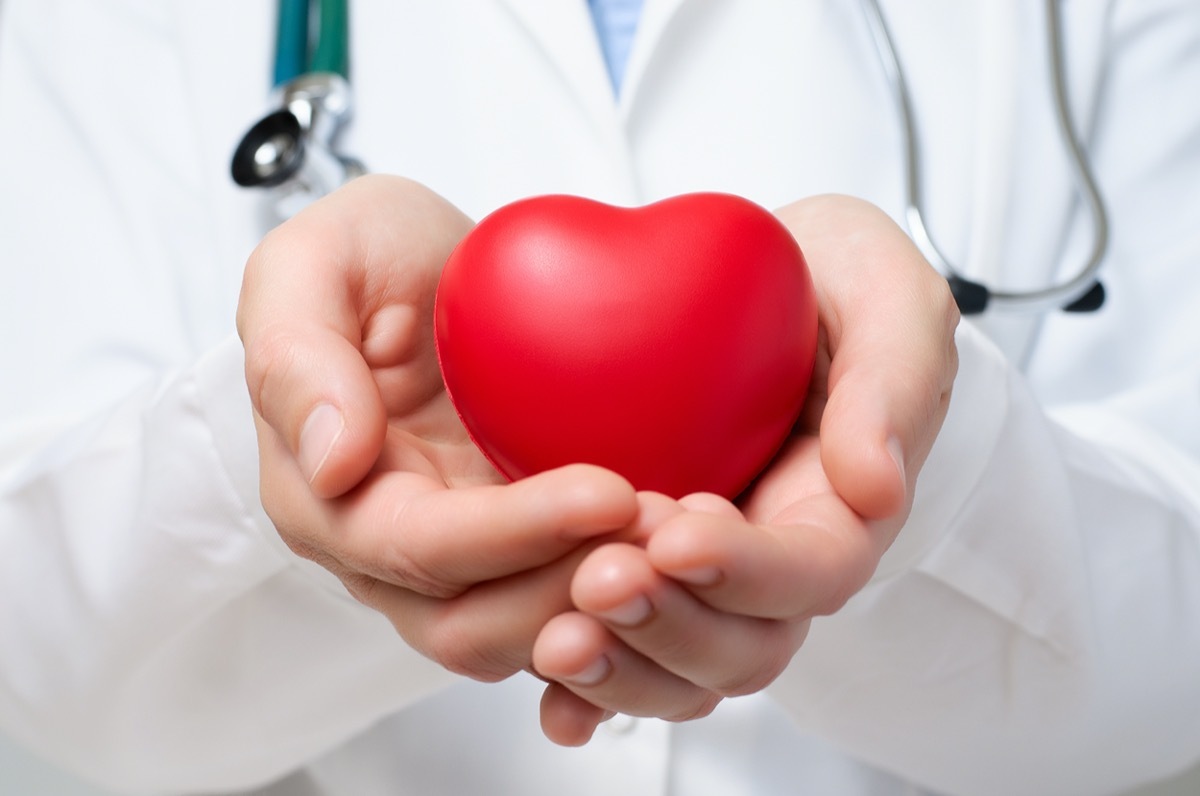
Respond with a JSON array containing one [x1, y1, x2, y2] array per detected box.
[[434, 193, 818, 499]]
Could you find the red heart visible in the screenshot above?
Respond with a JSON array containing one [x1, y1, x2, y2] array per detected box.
[[434, 193, 818, 499]]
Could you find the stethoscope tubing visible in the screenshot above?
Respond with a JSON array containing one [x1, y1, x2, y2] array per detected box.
[[275, 0, 350, 85], [859, 0, 1109, 314], [240, 0, 1111, 315]]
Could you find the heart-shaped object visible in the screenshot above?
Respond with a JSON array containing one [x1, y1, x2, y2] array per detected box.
[[434, 192, 818, 499]]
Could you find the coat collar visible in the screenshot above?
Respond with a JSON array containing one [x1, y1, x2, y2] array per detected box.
[[618, 0, 690, 111], [494, 0, 690, 122]]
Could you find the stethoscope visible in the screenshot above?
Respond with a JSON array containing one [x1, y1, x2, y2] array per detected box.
[[861, 0, 1108, 315], [230, 0, 363, 220], [232, 0, 1109, 316]]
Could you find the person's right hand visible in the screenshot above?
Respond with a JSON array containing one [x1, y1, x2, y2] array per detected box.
[[236, 175, 639, 682]]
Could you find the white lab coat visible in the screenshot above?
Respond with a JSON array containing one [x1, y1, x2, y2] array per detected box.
[[1, 1, 1199, 794]]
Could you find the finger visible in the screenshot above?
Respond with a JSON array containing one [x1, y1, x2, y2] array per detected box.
[[621, 490, 688, 546], [532, 612, 721, 722], [353, 545, 593, 682], [323, 464, 639, 596], [618, 490, 738, 550], [775, 195, 959, 521], [677, 492, 742, 518], [539, 683, 613, 747], [570, 542, 808, 696], [237, 175, 473, 497], [647, 495, 880, 618]]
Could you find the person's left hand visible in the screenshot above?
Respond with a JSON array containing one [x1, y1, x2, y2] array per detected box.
[[530, 194, 960, 745]]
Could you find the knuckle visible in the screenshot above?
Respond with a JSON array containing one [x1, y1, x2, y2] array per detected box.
[[324, 495, 469, 602], [922, 265, 960, 361], [646, 632, 707, 669], [368, 506, 465, 600], [242, 323, 301, 421], [943, 321, 961, 391], [668, 693, 723, 723], [235, 236, 279, 339], [422, 603, 524, 683], [340, 571, 384, 610], [712, 637, 797, 698], [714, 666, 778, 699], [812, 541, 877, 617], [811, 573, 865, 616], [277, 532, 321, 564]]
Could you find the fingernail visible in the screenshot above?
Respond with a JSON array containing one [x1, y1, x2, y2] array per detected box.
[[887, 436, 906, 490], [598, 595, 652, 627], [299, 403, 344, 484], [670, 566, 721, 587], [567, 655, 611, 687]]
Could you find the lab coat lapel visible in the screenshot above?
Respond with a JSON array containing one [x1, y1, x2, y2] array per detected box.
[[618, 0, 689, 112], [492, 0, 692, 124], [492, 0, 620, 133]]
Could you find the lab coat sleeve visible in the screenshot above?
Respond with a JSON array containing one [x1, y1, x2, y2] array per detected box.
[[768, 2, 1200, 794], [0, 2, 455, 792]]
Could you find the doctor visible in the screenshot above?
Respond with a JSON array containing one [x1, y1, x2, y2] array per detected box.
[[2, 1, 1200, 795]]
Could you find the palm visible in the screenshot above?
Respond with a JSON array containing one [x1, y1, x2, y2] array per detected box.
[[365, 307, 501, 489], [738, 330, 834, 527]]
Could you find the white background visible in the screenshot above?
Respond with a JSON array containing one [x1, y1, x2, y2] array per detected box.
[[3, 729, 1200, 796]]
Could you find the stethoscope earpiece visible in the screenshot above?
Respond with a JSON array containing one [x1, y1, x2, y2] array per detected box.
[[1062, 281, 1106, 313], [862, 0, 1110, 315], [948, 275, 1105, 315], [948, 275, 1106, 315], [947, 276, 991, 316], [231, 109, 305, 189]]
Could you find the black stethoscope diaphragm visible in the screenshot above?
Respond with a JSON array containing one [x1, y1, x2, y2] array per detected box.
[[231, 110, 305, 189]]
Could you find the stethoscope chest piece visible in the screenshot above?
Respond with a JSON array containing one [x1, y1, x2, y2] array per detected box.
[[231, 109, 305, 189], [232, 72, 364, 218], [233, 0, 362, 218]]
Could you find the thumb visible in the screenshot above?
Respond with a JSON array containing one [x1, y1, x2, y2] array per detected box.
[[238, 176, 473, 498], [237, 185, 392, 499], [242, 320, 387, 499], [818, 349, 948, 523], [778, 194, 959, 522]]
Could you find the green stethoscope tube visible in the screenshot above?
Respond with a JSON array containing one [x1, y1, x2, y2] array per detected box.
[[274, 0, 349, 86]]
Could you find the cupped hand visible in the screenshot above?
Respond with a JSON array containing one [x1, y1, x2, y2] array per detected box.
[[531, 194, 960, 744], [237, 175, 639, 681]]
